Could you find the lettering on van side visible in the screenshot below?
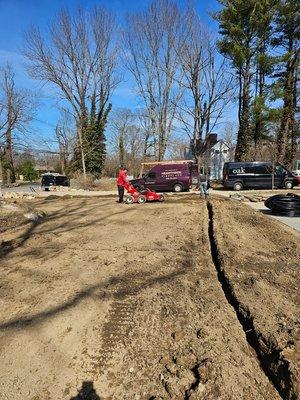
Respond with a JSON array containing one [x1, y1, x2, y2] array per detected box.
[[232, 167, 245, 174], [161, 171, 182, 178]]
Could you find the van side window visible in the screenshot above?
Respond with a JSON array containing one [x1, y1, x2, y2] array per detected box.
[[254, 165, 271, 174], [244, 166, 253, 173], [275, 165, 285, 175], [148, 172, 156, 179]]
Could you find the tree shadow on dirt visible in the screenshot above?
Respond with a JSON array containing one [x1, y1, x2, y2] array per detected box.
[[0, 243, 195, 331], [70, 381, 102, 400], [0, 196, 197, 332], [0, 198, 135, 262]]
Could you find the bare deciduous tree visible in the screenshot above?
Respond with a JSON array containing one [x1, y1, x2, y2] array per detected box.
[[167, 136, 190, 160], [124, 0, 184, 161], [110, 108, 144, 176], [23, 6, 119, 179], [0, 65, 35, 183], [55, 110, 76, 174], [136, 108, 155, 158], [177, 9, 234, 167], [110, 109, 135, 166]]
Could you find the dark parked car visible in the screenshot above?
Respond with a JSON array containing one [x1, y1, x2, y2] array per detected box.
[[222, 162, 297, 191], [41, 173, 70, 191], [130, 162, 198, 192]]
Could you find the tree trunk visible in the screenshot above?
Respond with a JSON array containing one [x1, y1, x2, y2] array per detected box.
[[277, 60, 294, 166], [0, 153, 3, 183], [158, 123, 167, 161], [235, 67, 251, 161], [119, 133, 126, 166], [277, 35, 298, 167], [6, 169, 11, 185], [5, 128, 16, 183], [77, 123, 87, 181], [254, 44, 266, 159], [237, 69, 242, 125]]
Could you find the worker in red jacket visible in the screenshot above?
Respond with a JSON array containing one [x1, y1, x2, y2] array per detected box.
[[117, 166, 128, 203]]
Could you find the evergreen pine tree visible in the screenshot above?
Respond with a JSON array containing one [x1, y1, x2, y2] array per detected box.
[[251, 0, 278, 157], [272, 0, 300, 167], [71, 97, 111, 178], [215, 0, 277, 161], [84, 99, 111, 178]]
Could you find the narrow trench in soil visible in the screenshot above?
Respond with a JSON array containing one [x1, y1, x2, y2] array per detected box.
[[206, 201, 294, 400]]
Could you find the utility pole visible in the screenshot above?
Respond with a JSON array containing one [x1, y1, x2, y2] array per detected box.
[[272, 157, 275, 191]]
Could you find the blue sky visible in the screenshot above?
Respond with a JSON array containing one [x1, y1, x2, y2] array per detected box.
[[0, 0, 222, 149]]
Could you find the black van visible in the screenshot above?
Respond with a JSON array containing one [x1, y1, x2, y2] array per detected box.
[[41, 174, 70, 191], [222, 162, 297, 191]]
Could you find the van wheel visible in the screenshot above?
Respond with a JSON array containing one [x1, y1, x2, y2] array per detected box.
[[233, 182, 243, 191], [284, 181, 293, 190], [173, 183, 183, 192]]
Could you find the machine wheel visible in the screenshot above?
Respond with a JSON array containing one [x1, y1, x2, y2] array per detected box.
[[138, 195, 146, 204], [233, 182, 243, 191], [173, 183, 183, 192], [125, 195, 134, 204], [159, 194, 165, 202], [284, 181, 293, 190]]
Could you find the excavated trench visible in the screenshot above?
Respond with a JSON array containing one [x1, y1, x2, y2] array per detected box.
[[207, 201, 296, 400]]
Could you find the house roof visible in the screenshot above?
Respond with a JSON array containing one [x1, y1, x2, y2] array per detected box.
[[211, 140, 231, 149]]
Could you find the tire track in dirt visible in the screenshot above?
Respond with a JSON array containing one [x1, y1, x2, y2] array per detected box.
[[91, 264, 185, 377], [92, 295, 137, 374], [207, 201, 293, 400], [92, 203, 281, 399]]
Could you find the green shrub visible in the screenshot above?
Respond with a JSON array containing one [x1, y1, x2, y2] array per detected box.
[[19, 161, 39, 181]]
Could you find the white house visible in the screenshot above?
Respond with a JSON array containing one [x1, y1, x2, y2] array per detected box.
[[209, 140, 232, 180], [184, 134, 234, 180]]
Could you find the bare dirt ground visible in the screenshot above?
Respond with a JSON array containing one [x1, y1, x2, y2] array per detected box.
[[210, 198, 300, 399], [0, 195, 298, 399]]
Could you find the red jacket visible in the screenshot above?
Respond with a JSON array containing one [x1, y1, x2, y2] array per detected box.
[[117, 170, 127, 186]]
